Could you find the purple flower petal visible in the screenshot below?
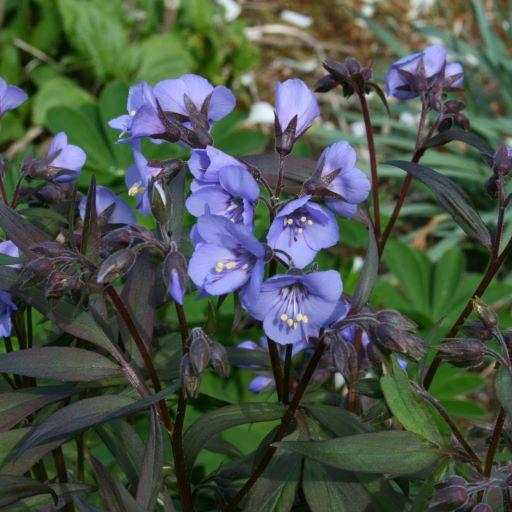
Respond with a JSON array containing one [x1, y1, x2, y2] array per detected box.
[[48, 132, 86, 183], [275, 79, 319, 136], [79, 186, 136, 225], [248, 375, 273, 393], [209, 86, 236, 121], [168, 268, 186, 304]]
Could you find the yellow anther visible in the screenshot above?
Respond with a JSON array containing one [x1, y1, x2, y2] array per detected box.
[[300, 216, 307, 222], [216, 262, 224, 270], [128, 181, 145, 196], [280, 313, 288, 321], [226, 262, 236, 270], [296, 313, 303, 321], [298, 228, 303, 234], [287, 318, 293, 327], [293, 322, 298, 330], [130, 109, 137, 116], [302, 315, 309, 324], [307, 219, 313, 225], [287, 218, 293, 225]]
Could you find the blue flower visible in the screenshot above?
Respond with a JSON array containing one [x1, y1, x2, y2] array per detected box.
[[275, 79, 319, 138], [108, 82, 155, 134], [79, 185, 136, 225], [0, 241, 20, 338], [186, 163, 259, 228], [188, 215, 265, 303], [154, 74, 236, 124], [316, 141, 370, 218], [125, 141, 162, 215], [46, 132, 86, 183], [188, 146, 243, 187], [244, 270, 343, 345], [267, 195, 338, 268], [0, 78, 27, 117], [386, 45, 463, 100]]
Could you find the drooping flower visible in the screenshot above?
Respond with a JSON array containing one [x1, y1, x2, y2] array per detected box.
[[79, 185, 137, 225], [188, 146, 243, 187], [46, 132, 86, 183], [312, 141, 370, 218], [244, 270, 343, 345], [267, 195, 338, 268], [188, 215, 265, 303], [186, 164, 259, 228], [125, 141, 163, 215], [386, 45, 463, 100], [154, 74, 236, 125], [0, 241, 20, 338], [0, 78, 28, 117], [163, 250, 188, 305], [275, 79, 320, 139], [108, 81, 155, 134]]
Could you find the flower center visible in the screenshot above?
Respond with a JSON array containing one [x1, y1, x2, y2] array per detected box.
[[283, 208, 314, 239], [277, 284, 310, 330], [225, 197, 245, 223]]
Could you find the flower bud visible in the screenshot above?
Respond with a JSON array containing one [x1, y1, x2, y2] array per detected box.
[[314, 74, 338, 93], [436, 338, 485, 368], [46, 269, 80, 298], [96, 248, 137, 284], [372, 323, 426, 362], [492, 143, 512, 176], [454, 112, 470, 130], [274, 113, 297, 156], [331, 338, 358, 383], [149, 180, 171, 225], [18, 257, 53, 289], [189, 328, 212, 374], [376, 310, 417, 331], [163, 250, 188, 305], [462, 321, 493, 341], [472, 297, 498, 330], [428, 476, 469, 511], [210, 342, 230, 378], [485, 176, 498, 198], [180, 353, 200, 399]]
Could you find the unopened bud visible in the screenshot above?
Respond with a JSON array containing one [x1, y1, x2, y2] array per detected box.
[[473, 297, 498, 330], [428, 476, 469, 511], [46, 269, 79, 298], [462, 321, 493, 341], [97, 248, 137, 284], [150, 180, 171, 225], [373, 323, 426, 362], [189, 328, 212, 374], [331, 338, 358, 383], [437, 117, 453, 133], [454, 112, 470, 130], [376, 310, 417, 331], [210, 342, 230, 378], [314, 74, 338, 93], [436, 338, 485, 368], [180, 353, 200, 399], [163, 250, 188, 304], [18, 257, 53, 289], [485, 176, 498, 198]]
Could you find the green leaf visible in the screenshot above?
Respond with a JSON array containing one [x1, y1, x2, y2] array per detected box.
[[0, 428, 63, 476], [32, 76, 94, 125], [495, 366, 512, 421], [0, 476, 57, 508], [0, 385, 76, 431], [302, 459, 373, 512], [422, 129, 494, 156], [381, 358, 443, 445], [302, 405, 368, 437], [88, 454, 146, 512], [17, 384, 178, 456], [276, 431, 444, 476], [0, 254, 26, 266], [386, 161, 492, 249], [132, 34, 193, 84], [244, 449, 302, 512], [0, 347, 122, 382], [136, 411, 163, 512], [352, 225, 378, 312], [431, 248, 465, 319], [182, 403, 285, 477]]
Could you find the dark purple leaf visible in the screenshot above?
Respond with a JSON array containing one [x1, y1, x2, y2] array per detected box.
[[0, 475, 57, 508]]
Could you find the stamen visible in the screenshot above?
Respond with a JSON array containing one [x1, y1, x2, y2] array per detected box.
[[300, 216, 307, 222], [302, 315, 309, 324], [128, 181, 145, 196], [293, 322, 298, 330], [307, 219, 313, 225], [286, 318, 294, 327], [287, 218, 293, 225], [280, 313, 288, 321], [296, 313, 303, 321], [226, 262, 236, 270], [130, 110, 137, 116], [298, 228, 303, 234]]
